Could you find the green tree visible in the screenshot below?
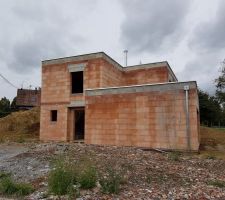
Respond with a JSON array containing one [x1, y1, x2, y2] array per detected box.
[[10, 97, 17, 111], [215, 60, 225, 104], [198, 90, 222, 127], [0, 97, 11, 118]]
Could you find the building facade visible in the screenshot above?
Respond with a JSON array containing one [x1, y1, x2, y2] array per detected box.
[[16, 88, 41, 109], [40, 52, 200, 151]]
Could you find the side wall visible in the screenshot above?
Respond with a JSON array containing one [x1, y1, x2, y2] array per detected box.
[[100, 62, 171, 88], [40, 63, 70, 141], [100, 60, 124, 87], [123, 67, 169, 85], [85, 82, 199, 151]]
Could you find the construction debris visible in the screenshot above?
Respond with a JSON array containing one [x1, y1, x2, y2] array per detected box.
[[0, 142, 224, 199]]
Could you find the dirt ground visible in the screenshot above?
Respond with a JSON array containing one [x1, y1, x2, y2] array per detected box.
[[0, 144, 27, 165], [0, 142, 224, 200], [1, 110, 225, 199]]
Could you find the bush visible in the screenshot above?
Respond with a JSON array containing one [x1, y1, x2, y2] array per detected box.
[[78, 166, 97, 189], [0, 177, 34, 196], [207, 180, 225, 188], [99, 167, 123, 194], [48, 161, 77, 195]]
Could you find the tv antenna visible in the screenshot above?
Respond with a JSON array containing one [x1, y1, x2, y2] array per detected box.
[[124, 50, 128, 67]]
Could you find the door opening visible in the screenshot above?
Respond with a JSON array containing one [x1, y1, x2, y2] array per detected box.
[[74, 109, 85, 140]]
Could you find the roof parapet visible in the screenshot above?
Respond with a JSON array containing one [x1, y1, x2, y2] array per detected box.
[[42, 52, 178, 81]]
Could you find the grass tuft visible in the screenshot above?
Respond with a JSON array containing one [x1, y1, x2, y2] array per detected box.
[[99, 166, 123, 194], [78, 165, 97, 189], [48, 160, 77, 195], [0, 172, 11, 180], [168, 152, 181, 161], [48, 157, 97, 197], [0, 176, 34, 196], [207, 180, 225, 188]]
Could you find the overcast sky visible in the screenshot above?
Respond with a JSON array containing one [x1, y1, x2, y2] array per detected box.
[[0, 0, 225, 100]]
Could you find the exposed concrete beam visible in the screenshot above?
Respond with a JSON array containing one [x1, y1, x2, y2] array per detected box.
[[67, 100, 85, 107], [68, 63, 86, 72], [85, 81, 197, 96]]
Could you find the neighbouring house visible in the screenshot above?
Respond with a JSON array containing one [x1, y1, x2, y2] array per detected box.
[[40, 52, 200, 151], [16, 88, 41, 109]]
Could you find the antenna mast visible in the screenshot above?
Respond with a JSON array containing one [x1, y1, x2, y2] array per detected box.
[[124, 50, 128, 67]]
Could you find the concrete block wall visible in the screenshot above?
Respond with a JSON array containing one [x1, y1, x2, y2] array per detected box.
[[85, 82, 199, 151]]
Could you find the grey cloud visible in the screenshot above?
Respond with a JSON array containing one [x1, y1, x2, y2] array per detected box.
[[0, 0, 95, 73], [9, 37, 64, 72], [189, 1, 225, 52], [120, 0, 191, 53], [177, 53, 222, 94]]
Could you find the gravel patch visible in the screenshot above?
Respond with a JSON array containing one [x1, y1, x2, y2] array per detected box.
[[0, 142, 224, 199]]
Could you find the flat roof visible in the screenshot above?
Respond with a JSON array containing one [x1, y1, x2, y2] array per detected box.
[[42, 52, 178, 81]]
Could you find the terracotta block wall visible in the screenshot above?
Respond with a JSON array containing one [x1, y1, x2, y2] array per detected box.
[[40, 58, 105, 141], [84, 58, 103, 89], [40, 53, 197, 150], [40, 104, 69, 141], [85, 83, 199, 151], [100, 60, 124, 87], [99, 62, 171, 88], [123, 67, 169, 85], [41, 64, 70, 103]]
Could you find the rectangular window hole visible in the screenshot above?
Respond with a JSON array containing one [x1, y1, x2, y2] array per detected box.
[[51, 110, 57, 122], [72, 71, 83, 94]]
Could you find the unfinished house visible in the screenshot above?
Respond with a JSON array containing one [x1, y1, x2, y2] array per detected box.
[[16, 88, 41, 109], [40, 52, 200, 151]]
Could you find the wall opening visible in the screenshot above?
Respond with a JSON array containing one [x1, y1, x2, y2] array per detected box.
[[74, 108, 85, 140], [51, 110, 57, 122], [71, 71, 83, 94]]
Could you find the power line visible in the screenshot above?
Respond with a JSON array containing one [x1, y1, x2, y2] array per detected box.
[[0, 73, 19, 89]]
